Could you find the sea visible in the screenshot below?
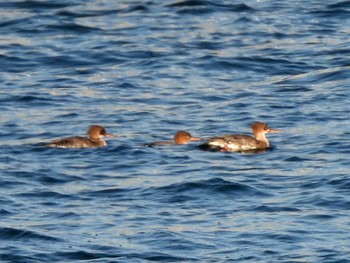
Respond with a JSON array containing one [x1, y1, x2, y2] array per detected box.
[[1, 0, 350, 262]]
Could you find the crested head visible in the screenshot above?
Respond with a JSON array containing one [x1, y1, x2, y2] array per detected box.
[[173, 130, 201, 145], [87, 125, 108, 141], [174, 131, 192, 144], [251, 122, 281, 138], [251, 122, 269, 135]]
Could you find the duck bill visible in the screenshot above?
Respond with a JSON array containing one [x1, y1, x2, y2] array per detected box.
[[190, 137, 202, 141], [268, 129, 281, 133], [106, 133, 117, 138]]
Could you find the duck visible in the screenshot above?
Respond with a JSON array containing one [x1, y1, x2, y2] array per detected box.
[[202, 122, 281, 152], [144, 130, 201, 147], [46, 125, 116, 148]]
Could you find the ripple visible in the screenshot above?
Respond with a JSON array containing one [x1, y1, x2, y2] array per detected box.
[[141, 177, 269, 205], [0, 227, 61, 242]]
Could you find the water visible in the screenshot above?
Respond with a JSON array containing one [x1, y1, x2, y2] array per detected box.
[[1, 0, 350, 262]]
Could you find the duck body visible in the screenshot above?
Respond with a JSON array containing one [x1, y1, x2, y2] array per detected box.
[[46, 125, 114, 149], [205, 134, 268, 152], [202, 122, 280, 152], [143, 141, 174, 147], [47, 136, 107, 148]]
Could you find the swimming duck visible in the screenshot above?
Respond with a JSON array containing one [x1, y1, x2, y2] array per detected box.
[[202, 122, 281, 152], [46, 125, 116, 148]]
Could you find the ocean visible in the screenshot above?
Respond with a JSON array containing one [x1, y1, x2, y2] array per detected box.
[[1, 0, 350, 262]]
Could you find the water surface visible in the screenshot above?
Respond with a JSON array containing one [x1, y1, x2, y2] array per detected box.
[[1, 0, 350, 262]]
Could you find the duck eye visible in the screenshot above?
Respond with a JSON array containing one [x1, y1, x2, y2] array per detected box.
[[100, 129, 106, 135], [264, 127, 268, 131]]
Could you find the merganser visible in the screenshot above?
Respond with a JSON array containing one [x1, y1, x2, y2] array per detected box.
[[144, 131, 201, 147], [46, 125, 116, 148], [202, 122, 281, 152]]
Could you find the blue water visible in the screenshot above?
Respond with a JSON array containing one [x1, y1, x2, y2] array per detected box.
[[1, 0, 350, 262]]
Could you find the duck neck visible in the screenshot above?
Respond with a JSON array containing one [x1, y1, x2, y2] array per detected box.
[[255, 133, 269, 147], [91, 137, 104, 143]]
